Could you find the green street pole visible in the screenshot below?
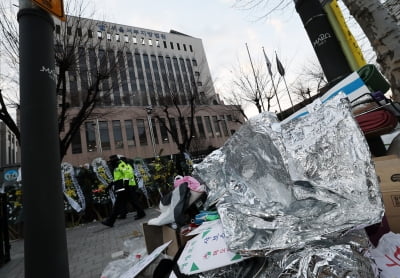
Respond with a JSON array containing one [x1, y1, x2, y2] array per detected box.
[[18, 1, 70, 277]]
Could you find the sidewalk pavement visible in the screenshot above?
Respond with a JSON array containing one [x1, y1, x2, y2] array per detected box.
[[0, 208, 160, 278]]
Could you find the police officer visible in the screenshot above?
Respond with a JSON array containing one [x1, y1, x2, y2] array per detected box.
[[102, 155, 146, 227]]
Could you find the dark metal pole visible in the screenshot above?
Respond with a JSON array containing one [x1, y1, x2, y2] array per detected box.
[[262, 47, 282, 113], [245, 43, 264, 112], [18, 2, 70, 278]]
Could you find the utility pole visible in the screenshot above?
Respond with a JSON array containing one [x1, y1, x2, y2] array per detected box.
[[18, 0, 69, 277]]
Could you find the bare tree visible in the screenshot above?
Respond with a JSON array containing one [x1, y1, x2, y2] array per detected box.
[[234, 0, 400, 101], [230, 56, 282, 114], [221, 89, 248, 124], [341, 0, 400, 101], [0, 0, 20, 140], [292, 59, 327, 102], [152, 57, 221, 157], [0, 0, 127, 159]]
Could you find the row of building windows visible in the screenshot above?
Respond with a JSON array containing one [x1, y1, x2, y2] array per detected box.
[[71, 114, 233, 154], [62, 46, 203, 108], [55, 25, 194, 53]]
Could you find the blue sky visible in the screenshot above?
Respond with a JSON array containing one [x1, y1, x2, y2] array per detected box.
[[93, 0, 320, 116]]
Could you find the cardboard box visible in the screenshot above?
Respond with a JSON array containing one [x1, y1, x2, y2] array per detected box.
[[373, 155, 400, 233], [142, 223, 193, 257]]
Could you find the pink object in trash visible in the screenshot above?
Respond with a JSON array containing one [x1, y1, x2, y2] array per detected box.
[[173, 175, 204, 192]]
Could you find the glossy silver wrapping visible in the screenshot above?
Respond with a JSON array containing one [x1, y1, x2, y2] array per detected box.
[[195, 230, 375, 278], [193, 94, 384, 256]]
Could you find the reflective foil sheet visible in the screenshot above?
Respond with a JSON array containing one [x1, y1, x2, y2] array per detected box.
[[193, 94, 384, 256], [193, 230, 375, 278]]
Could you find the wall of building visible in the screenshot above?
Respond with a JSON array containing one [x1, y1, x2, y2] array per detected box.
[[55, 16, 243, 166], [62, 105, 241, 165]]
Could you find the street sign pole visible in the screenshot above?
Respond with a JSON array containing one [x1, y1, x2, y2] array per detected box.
[[18, 1, 69, 277]]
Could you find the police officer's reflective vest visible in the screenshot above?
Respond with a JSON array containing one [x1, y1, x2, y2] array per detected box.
[[113, 160, 136, 186]]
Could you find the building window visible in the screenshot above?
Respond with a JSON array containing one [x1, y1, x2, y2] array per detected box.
[[148, 39, 153, 46], [115, 34, 120, 42], [67, 26, 72, 35], [183, 44, 187, 51], [221, 116, 230, 136], [99, 121, 111, 150], [97, 31, 102, 39], [77, 28, 82, 37], [135, 53, 148, 105], [156, 40, 160, 47], [55, 24, 60, 34], [151, 119, 159, 144], [124, 120, 136, 147], [192, 59, 197, 66], [112, 120, 124, 149], [227, 115, 233, 122], [159, 118, 169, 143], [107, 33, 111, 41], [151, 55, 163, 95], [71, 127, 82, 154], [170, 42, 174, 49], [133, 36, 137, 44], [88, 30, 93, 38], [137, 119, 148, 145], [163, 41, 167, 48], [141, 37, 145, 45], [143, 54, 155, 103], [189, 45, 193, 52], [212, 116, 222, 137], [85, 122, 97, 152], [194, 71, 200, 77], [124, 34, 129, 43], [173, 57, 184, 96], [78, 47, 88, 92], [197, 82, 203, 86], [196, 116, 206, 138], [177, 43, 180, 50], [204, 116, 214, 137], [126, 52, 139, 105], [107, 49, 121, 106], [187, 117, 194, 137], [169, 118, 178, 139]]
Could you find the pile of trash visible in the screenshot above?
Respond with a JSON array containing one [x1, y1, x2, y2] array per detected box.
[[102, 93, 398, 278]]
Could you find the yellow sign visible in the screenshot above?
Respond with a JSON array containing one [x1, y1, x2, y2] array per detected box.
[[32, 0, 65, 21]]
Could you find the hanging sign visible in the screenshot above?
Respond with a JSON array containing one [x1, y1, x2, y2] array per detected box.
[[32, 0, 65, 20]]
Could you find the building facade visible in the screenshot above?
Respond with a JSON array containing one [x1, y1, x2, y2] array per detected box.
[[0, 121, 19, 168], [56, 16, 242, 166]]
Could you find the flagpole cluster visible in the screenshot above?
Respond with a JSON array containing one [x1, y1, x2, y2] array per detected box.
[[262, 47, 282, 113]]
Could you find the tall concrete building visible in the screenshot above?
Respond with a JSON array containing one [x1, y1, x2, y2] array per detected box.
[[56, 16, 242, 166]]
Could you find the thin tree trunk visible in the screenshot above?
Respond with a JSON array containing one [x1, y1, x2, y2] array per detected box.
[[342, 0, 400, 101]]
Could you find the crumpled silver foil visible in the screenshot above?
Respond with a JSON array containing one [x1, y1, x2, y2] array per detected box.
[[193, 94, 384, 256], [193, 230, 375, 278]]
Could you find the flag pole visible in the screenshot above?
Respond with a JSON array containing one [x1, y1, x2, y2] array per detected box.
[[245, 43, 264, 112], [275, 51, 295, 113], [262, 47, 282, 113], [282, 76, 295, 113]]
